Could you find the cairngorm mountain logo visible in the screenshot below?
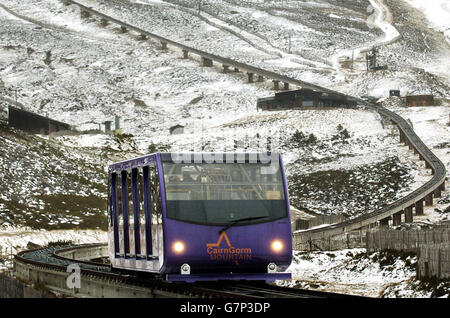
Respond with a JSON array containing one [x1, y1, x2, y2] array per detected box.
[[206, 232, 252, 265]]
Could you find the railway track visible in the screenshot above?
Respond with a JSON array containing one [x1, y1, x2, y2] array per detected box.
[[13, 244, 361, 298]]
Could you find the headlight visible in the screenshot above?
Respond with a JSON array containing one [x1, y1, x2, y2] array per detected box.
[[173, 241, 185, 254], [271, 240, 283, 253]]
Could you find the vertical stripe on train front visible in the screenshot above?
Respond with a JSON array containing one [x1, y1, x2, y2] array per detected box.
[[121, 170, 130, 257], [131, 168, 141, 257], [142, 166, 153, 256]]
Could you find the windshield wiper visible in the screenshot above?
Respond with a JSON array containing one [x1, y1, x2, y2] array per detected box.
[[218, 216, 268, 234]]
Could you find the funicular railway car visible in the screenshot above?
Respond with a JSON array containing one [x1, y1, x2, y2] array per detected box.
[[107, 153, 292, 282]]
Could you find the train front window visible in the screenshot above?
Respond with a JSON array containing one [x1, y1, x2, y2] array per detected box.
[[162, 163, 287, 225]]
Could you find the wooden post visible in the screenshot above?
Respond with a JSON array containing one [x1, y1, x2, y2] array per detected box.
[[437, 246, 441, 279]]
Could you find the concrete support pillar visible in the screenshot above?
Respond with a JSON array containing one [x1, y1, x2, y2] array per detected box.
[[257, 75, 264, 82], [202, 57, 212, 67], [434, 187, 441, 198], [222, 64, 229, 73], [425, 160, 432, 170], [440, 181, 446, 191], [379, 217, 390, 227], [425, 193, 433, 206], [392, 212, 402, 226], [182, 50, 189, 59], [415, 200, 424, 216], [399, 130, 405, 143], [413, 147, 419, 155], [283, 82, 290, 90], [404, 206, 413, 223], [120, 26, 127, 33], [272, 80, 280, 90], [101, 18, 108, 27], [234, 67, 239, 72], [247, 72, 254, 83], [161, 41, 167, 50]]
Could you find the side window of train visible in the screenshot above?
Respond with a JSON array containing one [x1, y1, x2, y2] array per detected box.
[[149, 164, 163, 225], [127, 172, 133, 224]]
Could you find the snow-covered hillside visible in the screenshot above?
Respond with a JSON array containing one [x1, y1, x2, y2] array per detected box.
[[403, 0, 450, 44]]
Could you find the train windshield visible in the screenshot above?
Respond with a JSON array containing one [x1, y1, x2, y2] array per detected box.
[[162, 162, 287, 225]]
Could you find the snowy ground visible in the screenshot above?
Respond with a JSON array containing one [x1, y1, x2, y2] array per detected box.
[[277, 248, 449, 297]]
